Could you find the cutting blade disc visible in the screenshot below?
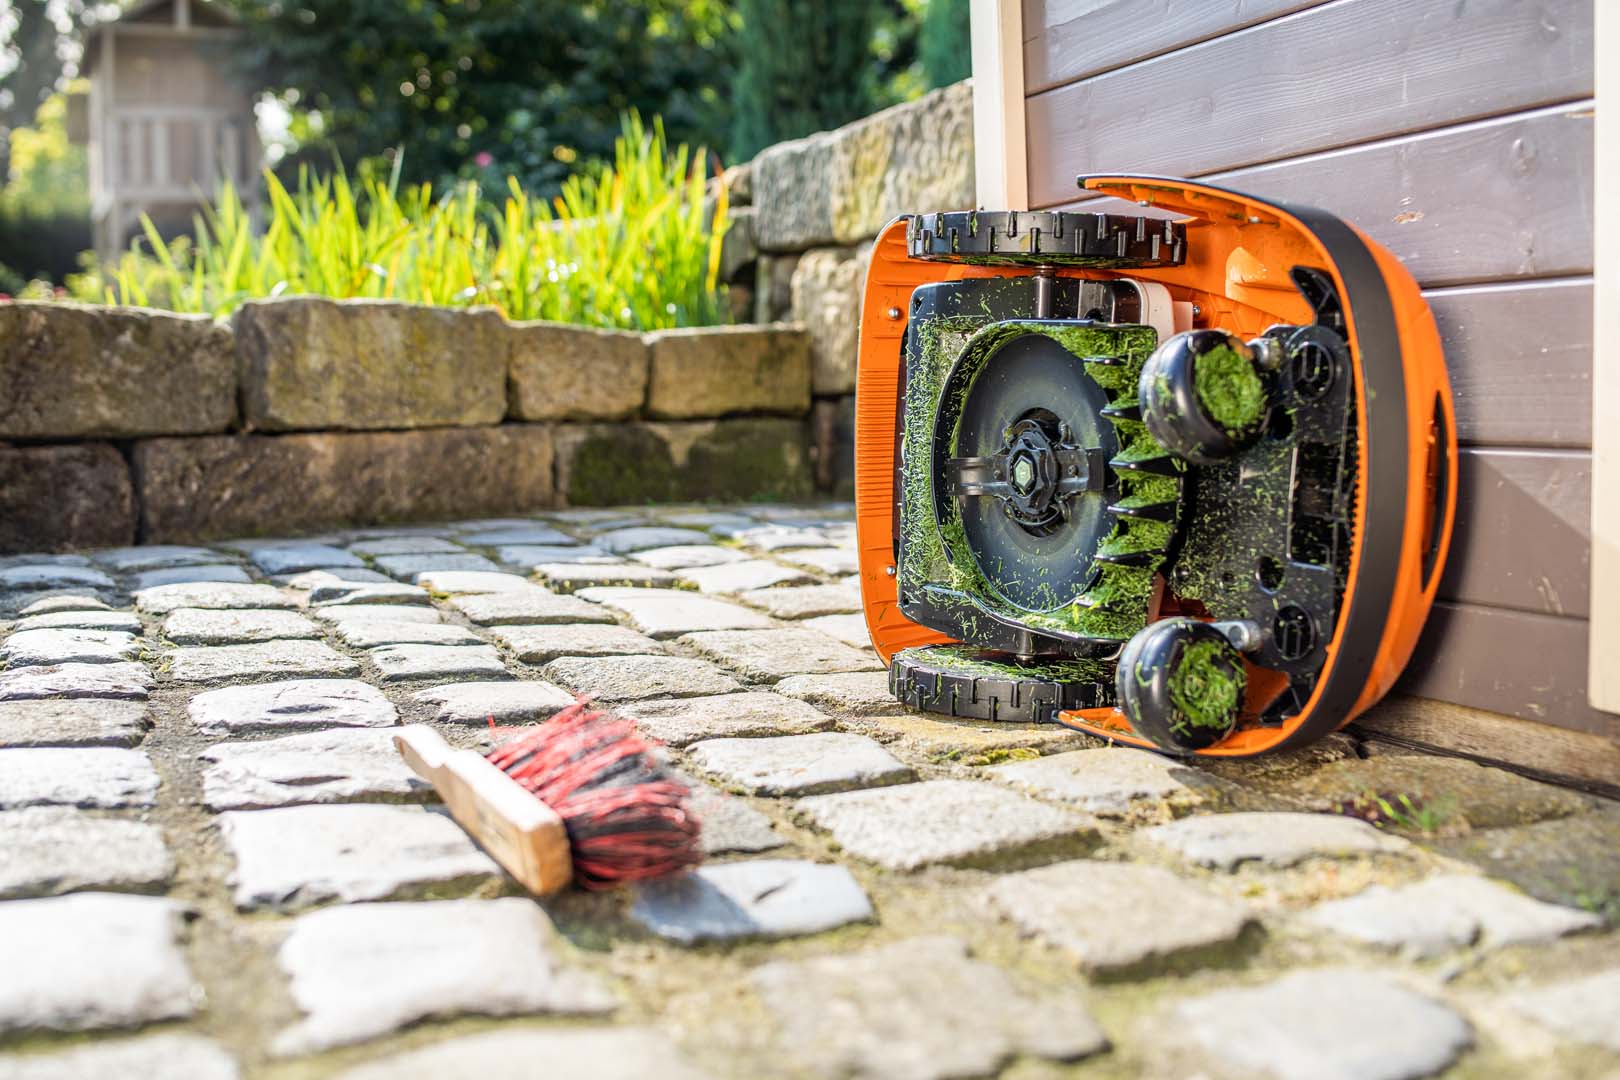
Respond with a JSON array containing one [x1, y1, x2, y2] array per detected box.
[[950, 333, 1118, 610]]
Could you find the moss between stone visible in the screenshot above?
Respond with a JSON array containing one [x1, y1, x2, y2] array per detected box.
[[1166, 639, 1245, 734], [1194, 343, 1265, 435]]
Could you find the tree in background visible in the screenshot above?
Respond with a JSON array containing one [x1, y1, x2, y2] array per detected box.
[[230, 0, 737, 196], [919, 0, 970, 89]]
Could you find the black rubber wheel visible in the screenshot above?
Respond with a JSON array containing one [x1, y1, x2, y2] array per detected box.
[[1140, 329, 1269, 465], [1115, 618, 1246, 754]]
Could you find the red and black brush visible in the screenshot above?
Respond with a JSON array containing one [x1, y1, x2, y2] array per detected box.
[[393, 701, 702, 894]]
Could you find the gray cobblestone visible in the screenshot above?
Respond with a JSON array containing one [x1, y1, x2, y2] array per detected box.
[[489, 622, 662, 664], [247, 543, 365, 575], [189, 679, 397, 735], [596, 526, 711, 553], [2, 628, 141, 667], [161, 608, 320, 645], [0, 893, 197, 1034], [801, 613, 871, 648], [1141, 812, 1412, 870], [986, 860, 1256, 974], [679, 627, 882, 681], [92, 545, 224, 572], [220, 804, 501, 910], [0, 748, 159, 808], [0, 661, 152, 701], [536, 563, 679, 592], [1171, 969, 1472, 1080], [313, 604, 442, 626], [0, 1034, 239, 1080], [308, 582, 432, 607], [574, 587, 774, 638], [277, 568, 394, 587], [629, 544, 750, 570], [989, 748, 1200, 816], [13, 610, 141, 633], [272, 898, 613, 1055], [200, 728, 433, 810], [169, 640, 360, 683], [618, 691, 834, 746], [18, 595, 110, 616], [0, 699, 149, 747], [773, 671, 900, 716], [130, 564, 252, 590], [449, 588, 611, 626], [494, 544, 620, 568], [1504, 969, 1620, 1052], [345, 536, 465, 557], [688, 783, 785, 854], [631, 859, 873, 943], [134, 582, 297, 614], [455, 524, 576, 547], [543, 655, 741, 701], [739, 583, 862, 619], [333, 1027, 708, 1080], [413, 680, 575, 724], [687, 732, 913, 796], [678, 559, 814, 594], [373, 552, 504, 578], [415, 570, 536, 595], [0, 807, 174, 898], [330, 619, 483, 648], [779, 547, 858, 575], [747, 936, 1108, 1079], [0, 565, 115, 591], [369, 643, 507, 682]]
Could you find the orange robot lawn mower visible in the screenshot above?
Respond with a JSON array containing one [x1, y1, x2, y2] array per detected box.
[[853, 176, 1457, 758]]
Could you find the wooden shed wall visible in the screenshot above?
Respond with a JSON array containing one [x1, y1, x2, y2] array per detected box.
[[1020, 0, 1610, 739]]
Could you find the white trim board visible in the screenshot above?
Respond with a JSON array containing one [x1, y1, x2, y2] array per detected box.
[[1592, 1, 1618, 712], [969, 0, 1028, 211]]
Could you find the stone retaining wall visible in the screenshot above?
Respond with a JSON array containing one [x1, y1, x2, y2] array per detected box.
[[0, 299, 812, 552], [719, 80, 976, 494]]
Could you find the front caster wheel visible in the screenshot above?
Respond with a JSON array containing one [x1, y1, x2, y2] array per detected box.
[[1116, 618, 1247, 754], [1139, 329, 1269, 465]]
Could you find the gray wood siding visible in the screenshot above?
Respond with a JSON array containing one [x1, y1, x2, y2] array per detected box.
[[1022, 0, 1605, 737]]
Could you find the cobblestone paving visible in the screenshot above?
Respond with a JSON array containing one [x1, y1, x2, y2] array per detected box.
[[2, 502, 1618, 1079]]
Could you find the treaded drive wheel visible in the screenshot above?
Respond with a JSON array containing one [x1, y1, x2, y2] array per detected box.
[[1116, 618, 1246, 753], [906, 210, 1186, 269]]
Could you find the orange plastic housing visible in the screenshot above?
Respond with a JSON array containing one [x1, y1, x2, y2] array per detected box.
[[853, 176, 1457, 757]]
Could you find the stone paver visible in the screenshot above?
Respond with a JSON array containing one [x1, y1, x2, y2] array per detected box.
[[774, 671, 901, 716], [680, 627, 882, 681], [1171, 969, 1472, 1080], [0, 1034, 239, 1080], [489, 622, 662, 664], [369, 643, 508, 682], [373, 552, 504, 579], [0, 893, 196, 1034], [313, 604, 442, 625], [631, 859, 873, 943], [536, 563, 680, 592], [0, 748, 160, 808], [1299, 873, 1602, 957], [986, 860, 1256, 974], [278, 568, 394, 587], [542, 655, 742, 702], [308, 582, 431, 607], [130, 564, 252, 590], [456, 524, 577, 547], [0, 565, 115, 591], [780, 546, 859, 575], [739, 582, 862, 619], [687, 732, 913, 795], [189, 679, 397, 735], [495, 544, 620, 568], [248, 543, 364, 574], [449, 588, 612, 626], [133, 582, 297, 614], [0, 661, 152, 701], [200, 728, 433, 810], [1504, 969, 1620, 1052], [619, 691, 836, 746], [345, 536, 466, 557], [273, 898, 614, 1055], [413, 680, 575, 724], [688, 783, 784, 854], [1141, 811, 1412, 870], [729, 524, 828, 550], [219, 804, 501, 910], [869, 712, 1090, 762], [334, 1027, 709, 1080], [575, 587, 774, 637], [415, 570, 536, 595], [990, 747, 1201, 816], [169, 640, 360, 683], [801, 612, 872, 648], [797, 779, 1097, 871], [13, 610, 140, 634], [17, 595, 110, 616], [161, 608, 321, 645], [596, 526, 711, 554], [331, 619, 483, 648], [679, 559, 815, 593], [630, 544, 750, 570], [747, 936, 1108, 1080], [92, 545, 224, 572], [1, 628, 141, 667], [0, 699, 149, 747], [0, 807, 174, 898]]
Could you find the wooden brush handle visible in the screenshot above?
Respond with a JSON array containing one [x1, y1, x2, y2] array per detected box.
[[394, 724, 573, 896]]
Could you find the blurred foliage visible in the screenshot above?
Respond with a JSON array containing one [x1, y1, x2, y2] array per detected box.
[[83, 112, 731, 330], [0, 0, 87, 131], [229, 0, 739, 196], [919, 0, 971, 89], [0, 85, 91, 283]]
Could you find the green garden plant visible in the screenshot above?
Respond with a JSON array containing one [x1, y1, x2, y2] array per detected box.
[[87, 113, 729, 331]]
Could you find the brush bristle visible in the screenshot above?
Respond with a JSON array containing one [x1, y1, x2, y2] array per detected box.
[[485, 701, 702, 889]]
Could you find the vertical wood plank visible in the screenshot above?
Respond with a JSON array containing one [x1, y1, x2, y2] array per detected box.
[[1592, 0, 1620, 712], [972, 0, 1029, 210]]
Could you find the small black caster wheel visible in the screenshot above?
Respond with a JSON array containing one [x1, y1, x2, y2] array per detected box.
[[1139, 329, 1269, 465], [1116, 618, 1247, 754]]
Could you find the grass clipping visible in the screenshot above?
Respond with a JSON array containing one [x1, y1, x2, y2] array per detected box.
[[1166, 638, 1245, 735], [1194, 342, 1266, 435], [900, 317, 1179, 643]]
